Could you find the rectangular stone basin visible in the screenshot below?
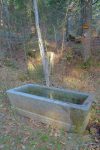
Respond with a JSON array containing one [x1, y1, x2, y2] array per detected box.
[[7, 84, 94, 133]]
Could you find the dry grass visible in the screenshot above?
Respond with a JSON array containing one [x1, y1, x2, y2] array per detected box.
[[0, 56, 100, 150]]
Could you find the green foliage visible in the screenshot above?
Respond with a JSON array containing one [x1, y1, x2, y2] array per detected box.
[[92, 4, 100, 36], [56, 143, 62, 150], [46, 0, 66, 8], [29, 140, 37, 147], [7, 0, 27, 10], [40, 134, 49, 142], [80, 58, 93, 69], [6, 0, 33, 22]]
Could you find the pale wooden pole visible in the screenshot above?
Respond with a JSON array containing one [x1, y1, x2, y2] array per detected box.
[[32, 0, 50, 86]]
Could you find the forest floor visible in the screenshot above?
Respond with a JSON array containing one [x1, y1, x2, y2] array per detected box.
[[0, 44, 100, 150]]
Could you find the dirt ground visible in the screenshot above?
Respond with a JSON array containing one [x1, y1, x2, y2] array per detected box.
[[0, 47, 100, 150]]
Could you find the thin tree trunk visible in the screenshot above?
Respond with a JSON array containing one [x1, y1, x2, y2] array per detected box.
[[2, 0, 12, 58], [80, 0, 92, 62], [0, 0, 3, 27], [32, 0, 50, 86], [53, 25, 57, 49]]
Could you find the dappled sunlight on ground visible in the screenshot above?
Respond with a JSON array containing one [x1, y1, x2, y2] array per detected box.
[[0, 55, 100, 149], [52, 65, 96, 94], [63, 75, 95, 92]]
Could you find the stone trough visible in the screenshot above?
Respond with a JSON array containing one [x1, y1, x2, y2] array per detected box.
[[7, 84, 94, 133]]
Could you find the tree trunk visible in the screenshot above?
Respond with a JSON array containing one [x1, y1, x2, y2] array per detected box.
[[80, 0, 92, 62], [66, 10, 70, 41], [0, 0, 3, 27], [2, 0, 13, 58], [32, 0, 50, 86]]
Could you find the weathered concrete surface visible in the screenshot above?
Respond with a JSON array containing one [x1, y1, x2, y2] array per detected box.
[[7, 84, 94, 133]]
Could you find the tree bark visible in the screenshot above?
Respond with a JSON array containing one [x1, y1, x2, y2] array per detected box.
[[32, 0, 50, 86], [80, 0, 92, 62], [2, 0, 13, 58]]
